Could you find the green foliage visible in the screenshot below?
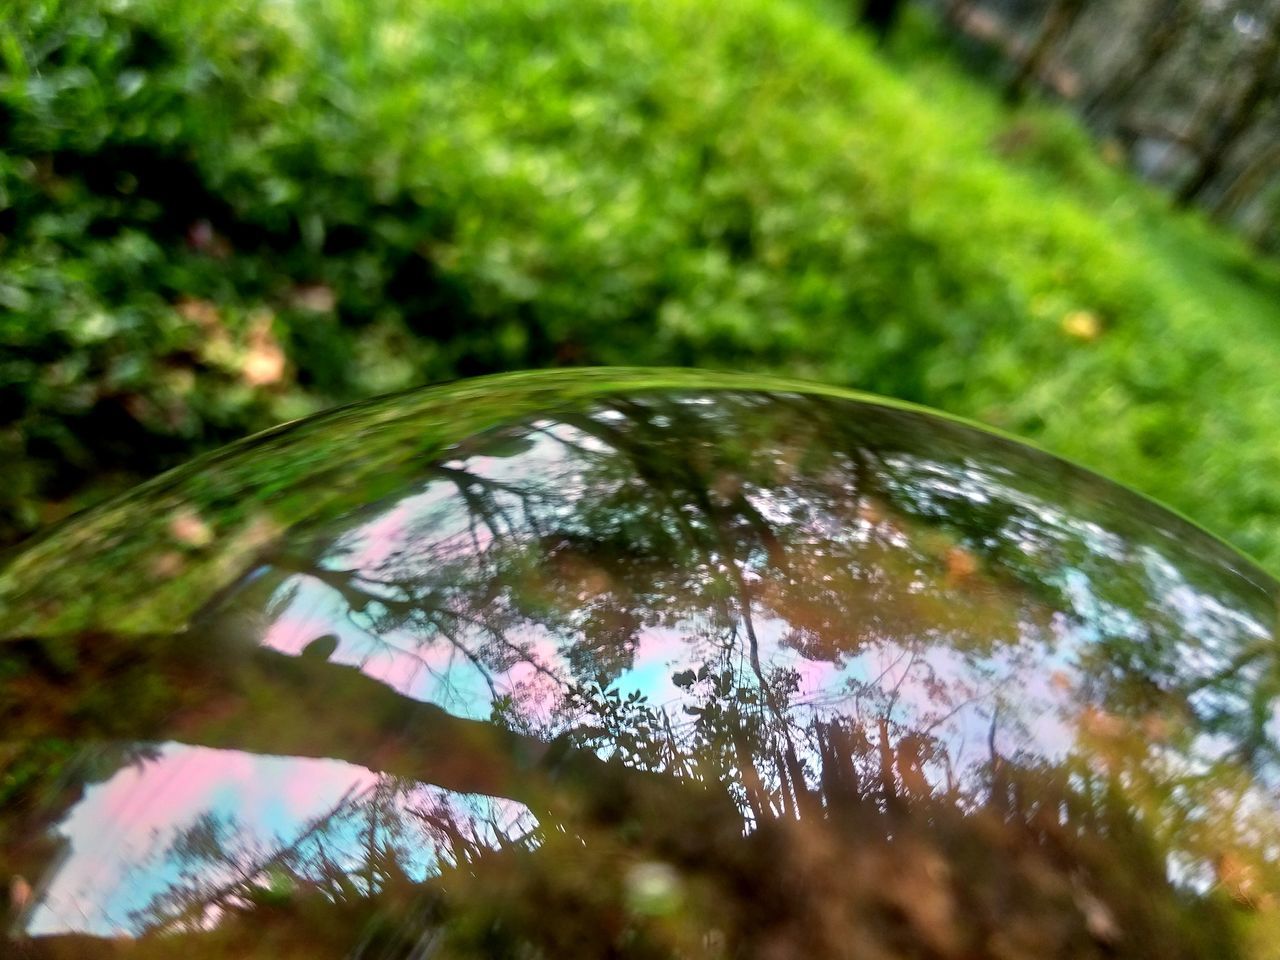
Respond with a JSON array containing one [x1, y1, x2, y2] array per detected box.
[[3, 0, 1280, 566]]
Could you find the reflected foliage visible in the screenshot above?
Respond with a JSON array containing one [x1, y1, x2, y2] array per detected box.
[[3, 378, 1279, 958]]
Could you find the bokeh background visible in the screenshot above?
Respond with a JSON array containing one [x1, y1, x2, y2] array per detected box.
[[3, 0, 1279, 567]]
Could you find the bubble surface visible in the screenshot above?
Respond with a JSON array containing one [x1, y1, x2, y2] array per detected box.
[[2, 370, 1278, 959]]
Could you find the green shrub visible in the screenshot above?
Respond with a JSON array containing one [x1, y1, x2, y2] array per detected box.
[[3, 0, 1279, 567]]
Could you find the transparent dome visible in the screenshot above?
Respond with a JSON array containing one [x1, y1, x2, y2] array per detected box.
[[2, 370, 1277, 959]]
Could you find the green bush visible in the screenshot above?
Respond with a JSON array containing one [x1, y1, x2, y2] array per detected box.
[[3, 0, 1280, 566]]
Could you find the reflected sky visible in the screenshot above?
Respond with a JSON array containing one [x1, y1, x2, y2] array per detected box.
[[28, 745, 537, 938], [246, 407, 1275, 777], [4, 378, 1278, 958]]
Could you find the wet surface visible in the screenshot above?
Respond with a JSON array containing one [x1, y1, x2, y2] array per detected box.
[[2, 370, 1278, 958]]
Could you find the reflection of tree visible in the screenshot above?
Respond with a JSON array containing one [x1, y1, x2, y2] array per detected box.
[[133, 783, 381, 935], [5, 390, 1276, 958], [126, 774, 541, 938]]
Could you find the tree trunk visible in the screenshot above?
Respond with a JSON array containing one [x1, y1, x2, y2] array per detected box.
[[859, 0, 905, 44], [1086, 0, 1191, 120], [942, 0, 974, 31], [1005, 0, 1088, 103], [1211, 141, 1280, 218], [1177, 11, 1280, 206]]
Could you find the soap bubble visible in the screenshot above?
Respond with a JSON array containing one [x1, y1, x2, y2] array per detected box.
[[2, 371, 1277, 958]]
